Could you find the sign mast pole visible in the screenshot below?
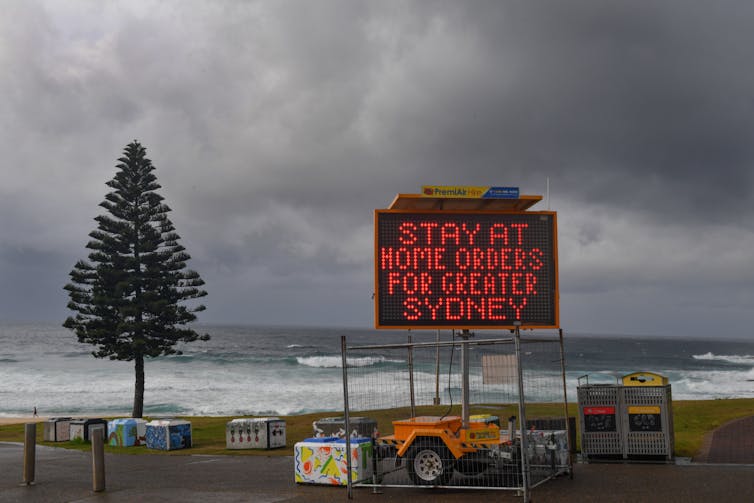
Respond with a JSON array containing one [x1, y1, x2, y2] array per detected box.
[[460, 329, 472, 429]]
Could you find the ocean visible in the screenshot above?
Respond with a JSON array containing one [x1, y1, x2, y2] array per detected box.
[[1, 322, 752, 418]]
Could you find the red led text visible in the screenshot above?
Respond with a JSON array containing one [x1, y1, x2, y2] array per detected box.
[[377, 214, 556, 327]]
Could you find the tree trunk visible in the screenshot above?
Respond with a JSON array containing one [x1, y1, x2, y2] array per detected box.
[[133, 353, 145, 418]]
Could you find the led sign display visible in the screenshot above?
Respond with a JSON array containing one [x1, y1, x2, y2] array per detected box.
[[375, 211, 558, 329]]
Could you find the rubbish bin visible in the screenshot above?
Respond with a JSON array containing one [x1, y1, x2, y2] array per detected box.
[[577, 376, 623, 461], [621, 372, 674, 461]]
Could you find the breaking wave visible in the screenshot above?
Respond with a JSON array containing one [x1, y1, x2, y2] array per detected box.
[[692, 352, 754, 366], [296, 355, 404, 368]]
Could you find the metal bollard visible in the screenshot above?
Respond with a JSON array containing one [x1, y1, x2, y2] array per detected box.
[[23, 423, 36, 485], [91, 427, 106, 492]]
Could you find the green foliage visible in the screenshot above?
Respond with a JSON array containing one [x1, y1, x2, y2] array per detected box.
[[63, 141, 208, 415]]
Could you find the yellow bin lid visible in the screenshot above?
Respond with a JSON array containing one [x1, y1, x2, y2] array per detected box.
[[622, 372, 668, 386]]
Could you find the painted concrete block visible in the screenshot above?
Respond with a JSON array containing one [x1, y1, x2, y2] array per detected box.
[[69, 419, 107, 442], [294, 437, 373, 485], [145, 419, 192, 450], [43, 417, 72, 442], [226, 417, 286, 449], [108, 418, 147, 447]]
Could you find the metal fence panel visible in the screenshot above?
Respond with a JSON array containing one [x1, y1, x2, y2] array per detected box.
[[342, 333, 571, 495]]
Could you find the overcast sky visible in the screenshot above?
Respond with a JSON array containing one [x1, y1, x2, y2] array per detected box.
[[2, 0, 753, 338]]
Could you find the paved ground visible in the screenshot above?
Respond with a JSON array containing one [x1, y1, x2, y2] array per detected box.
[[693, 415, 754, 464], [2, 440, 754, 503], [2, 415, 753, 503]]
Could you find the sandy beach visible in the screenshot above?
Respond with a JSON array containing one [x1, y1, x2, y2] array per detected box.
[[0, 414, 128, 426], [0, 417, 47, 426]]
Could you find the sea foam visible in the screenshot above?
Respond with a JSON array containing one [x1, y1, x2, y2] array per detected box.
[[296, 355, 403, 368], [692, 352, 754, 365]]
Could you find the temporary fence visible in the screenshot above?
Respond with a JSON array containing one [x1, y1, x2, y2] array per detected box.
[[339, 330, 572, 500]]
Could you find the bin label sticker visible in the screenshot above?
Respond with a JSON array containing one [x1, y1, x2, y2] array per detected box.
[[628, 408, 663, 432], [584, 406, 615, 415], [583, 406, 616, 432], [627, 406, 661, 415]]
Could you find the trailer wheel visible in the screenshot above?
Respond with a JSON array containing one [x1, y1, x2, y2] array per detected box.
[[406, 439, 453, 485]]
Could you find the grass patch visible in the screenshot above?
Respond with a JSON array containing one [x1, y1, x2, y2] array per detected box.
[[671, 398, 754, 456], [2, 398, 752, 458]]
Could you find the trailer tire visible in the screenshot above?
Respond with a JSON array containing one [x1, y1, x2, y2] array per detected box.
[[406, 438, 453, 486]]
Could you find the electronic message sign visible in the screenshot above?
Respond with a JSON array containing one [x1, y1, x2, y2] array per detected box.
[[375, 210, 558, 329]]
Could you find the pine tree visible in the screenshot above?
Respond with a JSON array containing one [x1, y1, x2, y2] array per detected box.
[[64, 141, 208, 418]]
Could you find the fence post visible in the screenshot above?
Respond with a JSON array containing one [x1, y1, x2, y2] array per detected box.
[[91, 427, 106, 492], [514, 323, 530, 503], [341, 336, 353, 500], [433, 329, 441, 405], [407, 332, 416, 417], [23, 423, 36, 485]]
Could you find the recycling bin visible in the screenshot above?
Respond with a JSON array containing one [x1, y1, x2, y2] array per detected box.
[[621, 372, 674, 461], [577, 379, 623, 460]]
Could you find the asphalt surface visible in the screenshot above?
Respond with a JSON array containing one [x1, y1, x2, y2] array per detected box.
[[693, 415, 754, 464], [2, 440, 754, 503]]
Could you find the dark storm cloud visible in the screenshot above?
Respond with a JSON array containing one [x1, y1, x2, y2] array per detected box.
[[359, 1, 754, 223], [1, 0, 753, 335]]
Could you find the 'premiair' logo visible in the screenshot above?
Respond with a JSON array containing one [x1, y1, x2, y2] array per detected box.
[[422, 186, 487, 197], [421, 186, 519, 199]]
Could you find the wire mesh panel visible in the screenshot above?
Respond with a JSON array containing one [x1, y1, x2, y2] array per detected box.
[[343, 332, 570, 494]]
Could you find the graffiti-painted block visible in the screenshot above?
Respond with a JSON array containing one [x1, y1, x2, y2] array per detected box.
[[108, 418, 147, 447], [145, 419, 192, 450], [294, 437, 373, 485], [43, 417, 73, 442], [69, 419, 107, 442], [226, 417, 286, 450], [312, 416, 378, 439]]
